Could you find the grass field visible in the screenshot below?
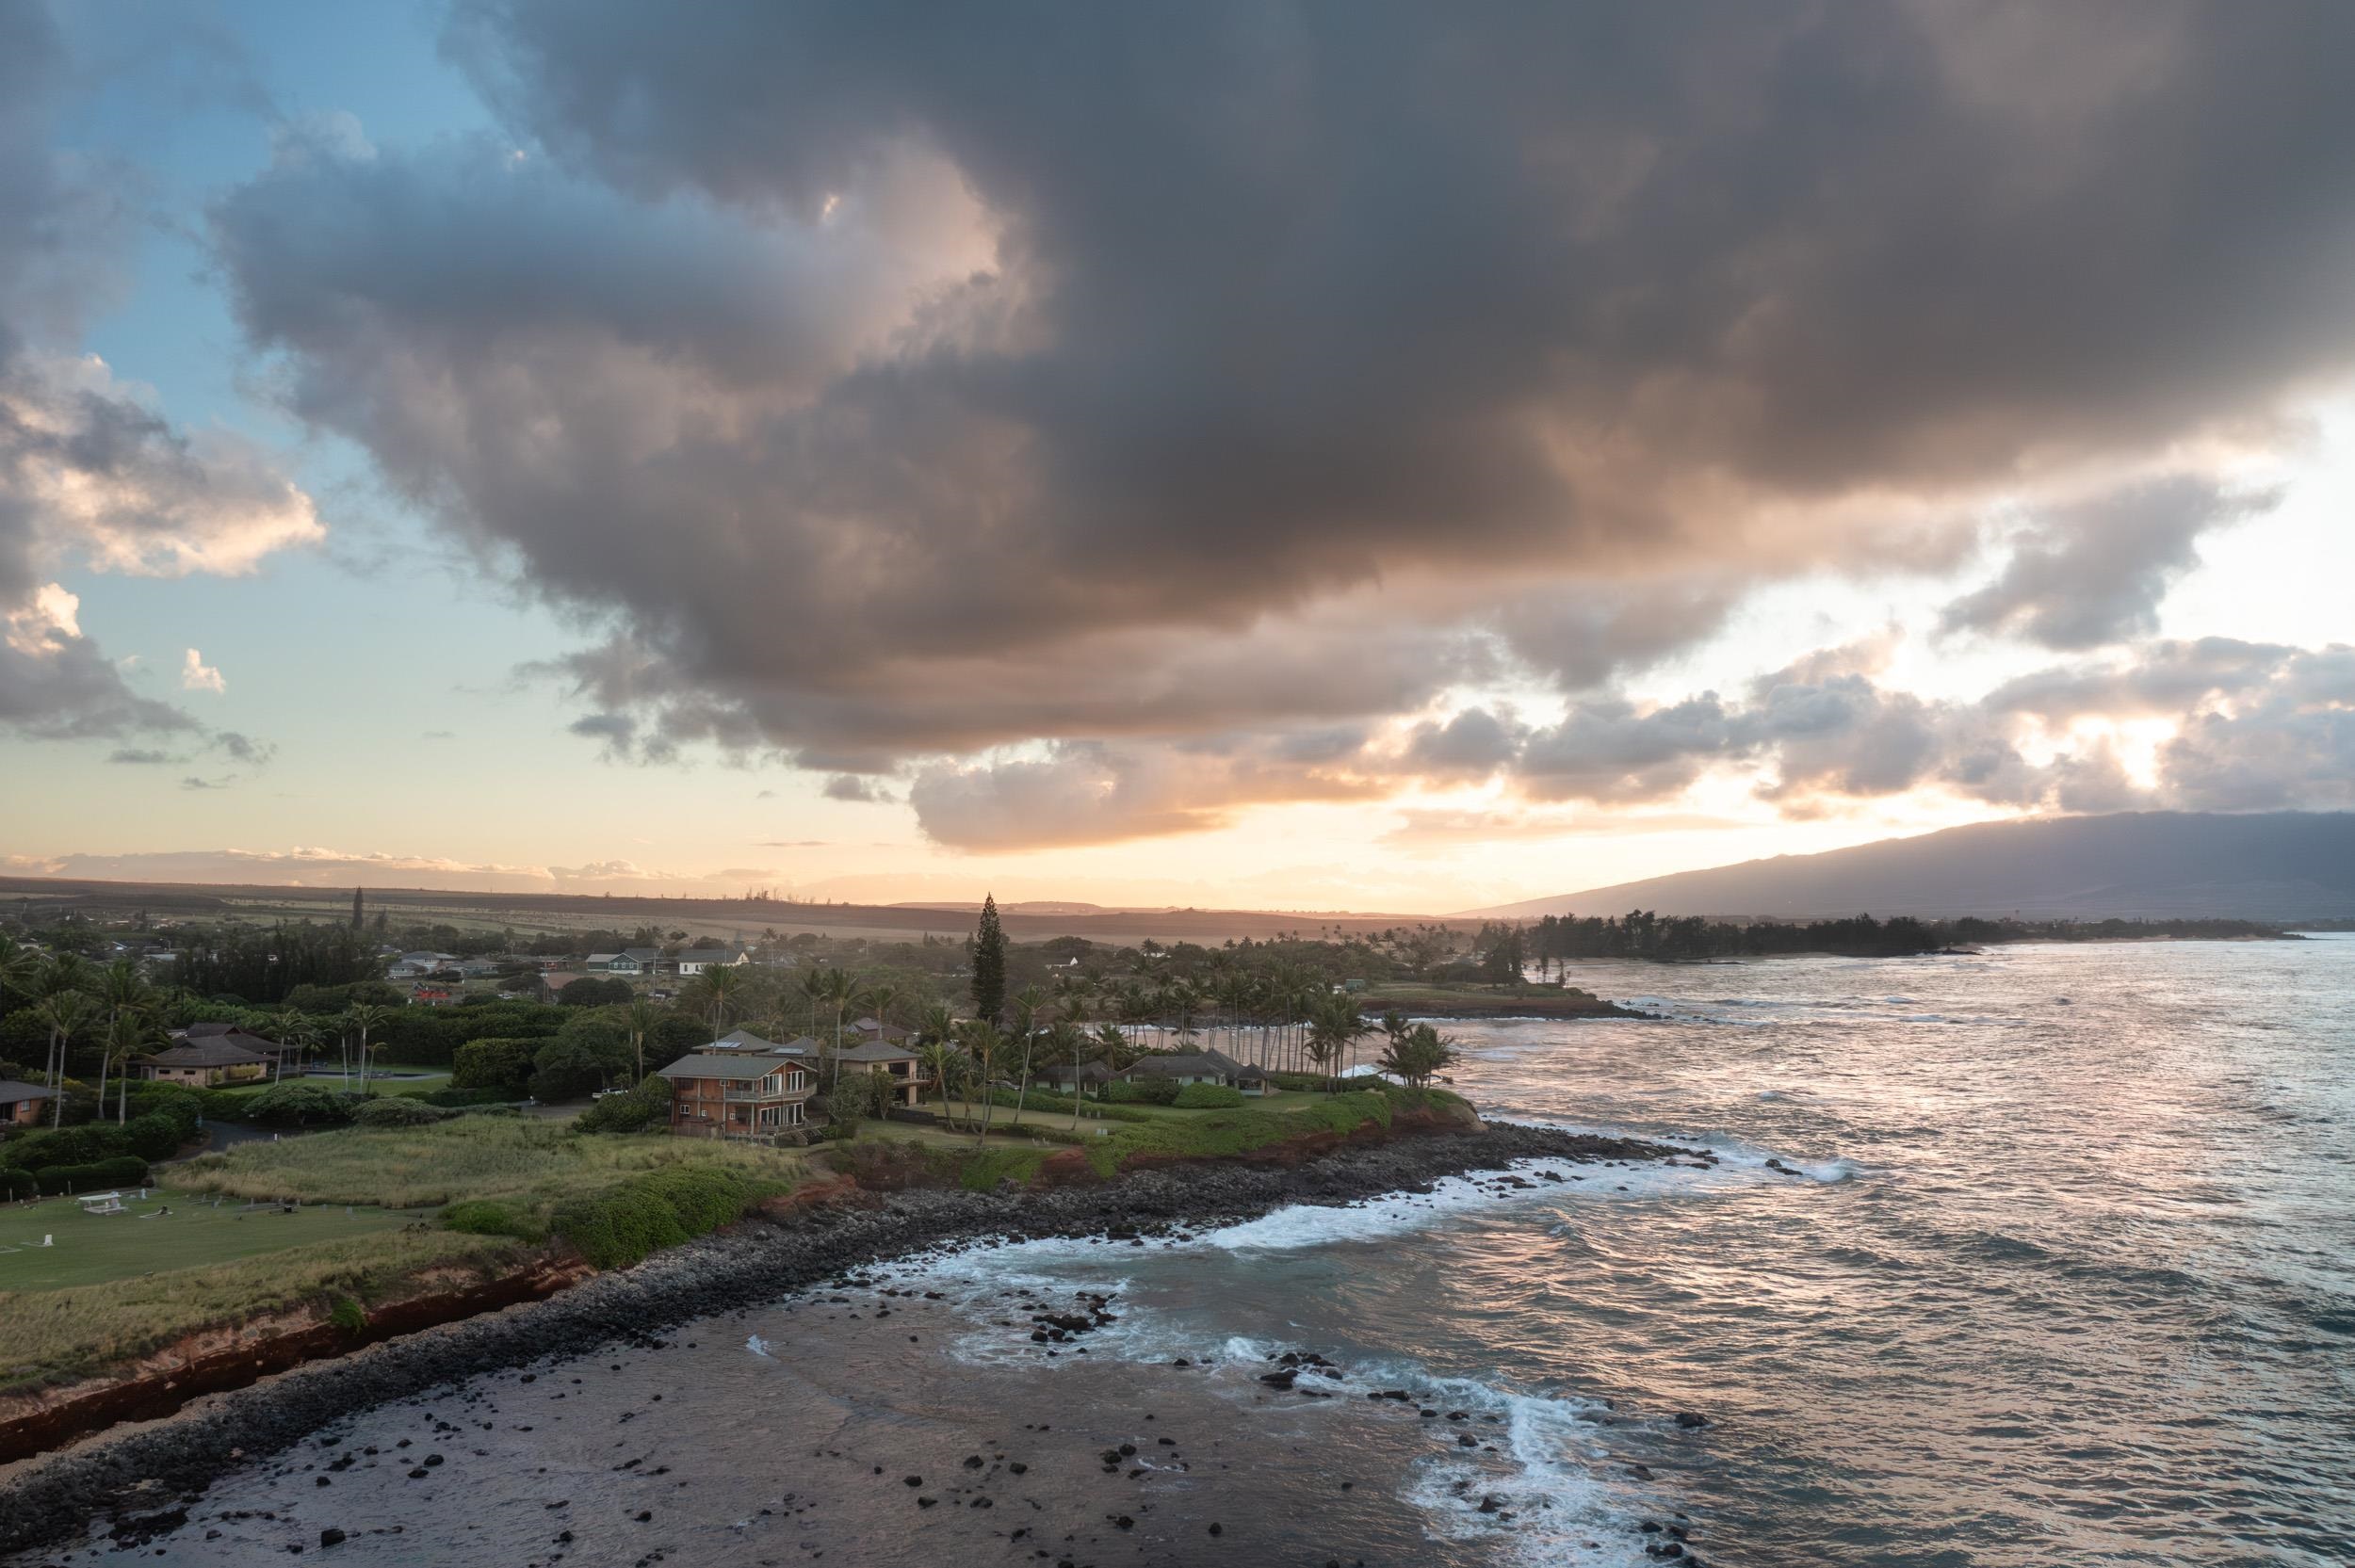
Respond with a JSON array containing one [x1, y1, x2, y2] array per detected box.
[[0, 1227, 528, 1394], [0, 1192, 415, 1291], [171, 1117, 809, 1210], [203, 1068, 454, 1102]]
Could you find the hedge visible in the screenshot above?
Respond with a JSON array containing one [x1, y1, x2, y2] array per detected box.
[[450, 1037, 537, 1094], [1101, 1076, 1181, 1105], [350, 1097, 458, 1127], [32, 1154, 150, 1196], [1172, 1083, 1245, 1108], [981, 1086, 1155, 1123], [551, 1165, 781, 1269], [238, 1082, 358, 1128], [416, 1086, 517, 1108], [0, 1168, 36, 1201]]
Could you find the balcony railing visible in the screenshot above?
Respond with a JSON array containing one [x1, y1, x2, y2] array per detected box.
[[723, 1081, 809, 1101]]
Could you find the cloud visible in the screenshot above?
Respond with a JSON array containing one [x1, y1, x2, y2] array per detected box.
[[909, 739, 1383, 851], [821, 772, 895, 803], [0, 844, 792, 896], [178, 773, 231, 790], [180, 647, 225, 693], [106, 746, 174, 765], [1941, 477, 2274, 649], [198, 2, 2355, 800], [0, 0, 315, 745]]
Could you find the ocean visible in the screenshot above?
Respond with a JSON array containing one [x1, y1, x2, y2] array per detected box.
[[50, 936, 2353, 1567]]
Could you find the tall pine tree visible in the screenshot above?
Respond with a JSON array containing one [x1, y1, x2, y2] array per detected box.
[[969, 893, 1007, 1026], [350, 886, 365, 929]]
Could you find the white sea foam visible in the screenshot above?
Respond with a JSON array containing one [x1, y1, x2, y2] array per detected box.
[[744, 1334, 773, 1358]]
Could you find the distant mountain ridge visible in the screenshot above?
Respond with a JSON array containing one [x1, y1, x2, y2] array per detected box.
[[1463, 812, 2355, 922]]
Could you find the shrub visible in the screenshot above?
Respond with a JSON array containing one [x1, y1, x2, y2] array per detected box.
[[549, 1164, 773, 1269], [5, 1123, 119, 1170], [574, 1075, 670, 1134], [0, 1167, 36, 1201], [450, 1037, 537, 1093], [328, 1297, 367, 1334], [441, 1198, 546, 1240], [240, 1082, 358, 1128], [1173, 1083, 1244, 1108], [1102, 1076, 1181, 1105], [122, 1111, 191, 1160], [351, 1096, 458, 1128], [528, 1024, 631, 1101], [32, 1154, 149, 1195]]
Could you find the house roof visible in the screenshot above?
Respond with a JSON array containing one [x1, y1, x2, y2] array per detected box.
[[852, 1018, 912, 1043], [657, 1053, 800, 1082], [1123, 1051, 1250, 1078], [1042, 1061, 1113, 1083], [712, 1028, 811, 1054], [835, 1041, 920, 1064], [584, 952, 621, 963], [620, 946, 664, 962], [147, 1040, 270, 1068], [0, 1078, 59, 1103]]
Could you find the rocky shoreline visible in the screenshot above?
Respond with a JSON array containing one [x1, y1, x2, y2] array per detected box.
[[0, 1120, 1696, 1560]]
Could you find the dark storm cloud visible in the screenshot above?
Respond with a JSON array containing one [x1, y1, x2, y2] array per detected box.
[[198, 0, 2355, 801], [1940, 477, 2273, 650]]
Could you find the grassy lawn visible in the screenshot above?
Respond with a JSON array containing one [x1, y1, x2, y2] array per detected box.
[[203, 1068, 455, 1102], [171, 1117, 808, 1210], [0, 1190, 415, 1292], [0, 1120, 816, 1395], [0, 1227, 528, 1395]]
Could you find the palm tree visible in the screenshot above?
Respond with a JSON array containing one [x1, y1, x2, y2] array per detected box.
[[343, 1003, 390, 1096], [0, 935, 41, 1007], [862, 982, 901, 1031], [957, 1020, 1005, 1145], [698, 964, 745, 1042], [1005, 984, 1048, 1128], [918, 1037, 961, 1121], [279, 1018, 324, 1084], [102, 1008, 162, 1123], [625, 997, 659, 1080], [820, 968, 857, 1080], [33, 991, 93, 1126], [1306, 993, 1370, 1092], [797, 966, 830, 1038], [915, 1003, 958, 1116]]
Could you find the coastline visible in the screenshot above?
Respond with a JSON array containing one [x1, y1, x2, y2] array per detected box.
[[0, 1119, 1699, 1559]]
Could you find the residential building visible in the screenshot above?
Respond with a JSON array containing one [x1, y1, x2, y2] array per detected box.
[[1035, 1060, 1113, 1095], [833, 1040, 931, 1106], [172, 1022, 300, 1076], [656, 1053, 813, 1139], [0, 1078, 58, 1126], [674, 948, 751, 978], [850, 1015, 913, 1045], [711, 1028, 815, 1056], [1118, 1049, 1268, 1094], [142, 1038, 270, 1087]]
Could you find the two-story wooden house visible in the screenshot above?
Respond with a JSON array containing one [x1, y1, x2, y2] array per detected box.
[[656, 1052, 814, 1140]]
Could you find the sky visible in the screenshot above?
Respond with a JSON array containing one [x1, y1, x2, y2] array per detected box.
[[2, 0, 2351, 915]]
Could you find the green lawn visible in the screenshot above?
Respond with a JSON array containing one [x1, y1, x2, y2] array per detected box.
[[171, 1117, 808, 1210], [0, 1190, 416, 1292], [203, 1068, 454, 1102]]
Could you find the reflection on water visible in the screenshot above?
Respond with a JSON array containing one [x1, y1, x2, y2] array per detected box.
[[51, 937, 2355, 1568]]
